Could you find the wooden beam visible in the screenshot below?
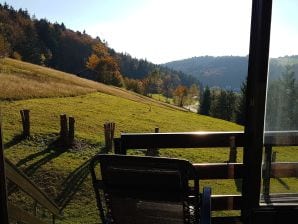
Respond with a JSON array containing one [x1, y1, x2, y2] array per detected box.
[[193, 163, 244, 179], [212, 195, 242, 211], [242, 0, 273, 220], [0, 117, 9, 224], [212, 216, 242, 224], [270, 162, 298, 178], [5, 159, 61, 217], [121, 132, 244, 150], [8, 202, 47, 224], [264, 131, 298, 146]]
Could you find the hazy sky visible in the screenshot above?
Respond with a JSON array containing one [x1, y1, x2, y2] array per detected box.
[[3, 0, 298, 64]]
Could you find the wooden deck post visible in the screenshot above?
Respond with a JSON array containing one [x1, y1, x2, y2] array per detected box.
[[60, 114, 68, 147], [68, 117, 75, 146], [145, 127, 159, 156], [104, 122, 115, 152], [114, 138, 121, 154], [229, 136, 237, 162], [20, 109, 30, 138], [263, 145, 272, 202], [0, 116, 9, 224]]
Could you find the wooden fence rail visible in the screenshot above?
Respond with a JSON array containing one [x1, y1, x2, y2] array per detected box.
[[118, 131, 245, 154], [115, 131, 298, 223], [5, 159, 61, 217], [0, 117, 9, 224], [1, 119, 61, 224]]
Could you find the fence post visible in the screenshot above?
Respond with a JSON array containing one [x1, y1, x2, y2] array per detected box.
[[146, 127, 159, 156], [228, 136, 237, 162], [20, 109, 30, 138], [68, 117, 75, 146], [104, 122, 115, 152], [0, 116, 9, 224], [60, 114, 68, 147]]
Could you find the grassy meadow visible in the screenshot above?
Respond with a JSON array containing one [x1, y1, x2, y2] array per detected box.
[[1, 58, 297, 223]]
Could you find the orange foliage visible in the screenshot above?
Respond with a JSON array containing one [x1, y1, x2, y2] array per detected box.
[[86, 54, 100, 70]]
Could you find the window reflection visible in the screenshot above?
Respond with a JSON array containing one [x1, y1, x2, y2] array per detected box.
[[263, 0, 298, 205]]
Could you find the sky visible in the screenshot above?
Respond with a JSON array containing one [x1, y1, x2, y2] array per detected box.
[[2, 0, 298, 64]]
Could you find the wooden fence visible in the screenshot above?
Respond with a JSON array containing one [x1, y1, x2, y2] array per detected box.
[[0, 119, 62, 224], [114, 131, 298, 224]]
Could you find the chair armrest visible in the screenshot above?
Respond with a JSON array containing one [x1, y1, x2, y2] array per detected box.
[[201, 187, 211, 224]]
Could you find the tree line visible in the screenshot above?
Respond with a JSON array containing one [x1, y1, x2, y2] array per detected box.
[[265, 65, 298, 131], [199, 82, 246, 125], [199, 64, 298, 128], [0, 3, 200, 91]]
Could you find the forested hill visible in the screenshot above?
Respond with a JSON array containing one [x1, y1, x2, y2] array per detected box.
[[164, 55, 298, 91], [0, 3, 199, 88], [164, 56, 247, 90]]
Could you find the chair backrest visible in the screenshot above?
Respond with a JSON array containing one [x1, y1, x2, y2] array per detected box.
[[90, 154, 199, 224]]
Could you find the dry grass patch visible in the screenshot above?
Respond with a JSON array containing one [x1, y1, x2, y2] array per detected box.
[[0, 58, 184, 111]]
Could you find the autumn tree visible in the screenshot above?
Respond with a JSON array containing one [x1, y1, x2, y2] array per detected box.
[[0, 34, 10, 57], [186, 84, 199, 106], [143, 70, 163, 96], [173, 85, 188, 107], [124, 77, 144, 94], [86, 42, 123, 86]]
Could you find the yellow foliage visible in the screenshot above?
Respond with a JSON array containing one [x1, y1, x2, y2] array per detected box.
[[86, 54, 100, 69], [92, 43, 109, 57]]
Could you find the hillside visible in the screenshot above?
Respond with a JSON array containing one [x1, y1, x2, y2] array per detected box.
[[1, 58, 296, 223], [0, 58, 186, 111], [163, 55, 298, 90], [0, 58, 246, 223]]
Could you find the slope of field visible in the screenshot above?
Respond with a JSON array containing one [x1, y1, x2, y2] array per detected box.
[[0, 58, 184, 111]]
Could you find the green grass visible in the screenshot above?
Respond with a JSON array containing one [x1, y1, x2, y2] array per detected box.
[[151, 93, 174, 104], [1, 59, 297, 223], [0, 93, 243, 223], [0, 92, 242, 144]]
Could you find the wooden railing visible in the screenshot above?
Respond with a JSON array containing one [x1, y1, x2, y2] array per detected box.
[[0, 122, 62, 224], [114, 131, 298, 224]]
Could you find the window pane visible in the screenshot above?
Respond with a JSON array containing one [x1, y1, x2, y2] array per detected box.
[[263, 0, 298, 205]]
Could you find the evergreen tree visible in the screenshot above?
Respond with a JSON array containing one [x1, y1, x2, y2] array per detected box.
[[210, 89, 227, 119], [235, 80, 247, 125], [265, 65, 296, 130], [199, 86, 211, 115], [226, 90, 236, 121]]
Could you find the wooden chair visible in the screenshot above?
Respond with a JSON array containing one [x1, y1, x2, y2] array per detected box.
[[90, 154, 211, 224]]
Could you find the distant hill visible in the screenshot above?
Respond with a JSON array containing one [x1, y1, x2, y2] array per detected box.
[[163, 55, 298, 90]]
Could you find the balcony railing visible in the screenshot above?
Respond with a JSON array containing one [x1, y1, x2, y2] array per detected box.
[[114, 131, 298, 224]]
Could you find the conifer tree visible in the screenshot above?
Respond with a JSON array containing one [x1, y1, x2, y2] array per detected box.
[[199, 86, 211, 115]]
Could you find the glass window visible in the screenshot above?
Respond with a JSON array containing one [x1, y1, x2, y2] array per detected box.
[[263, 0, 298, 205]]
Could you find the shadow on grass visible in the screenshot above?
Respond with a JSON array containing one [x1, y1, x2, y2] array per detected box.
[[4, 134, 24, 149], [55, 146, 106, 211], [235, 179, 242, 193], [55, 159, 91, 210], [8, 137, 67, 195], [276, 178, 290, 190], [16, 138, 67, 176]]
